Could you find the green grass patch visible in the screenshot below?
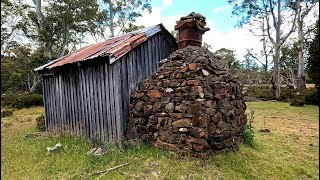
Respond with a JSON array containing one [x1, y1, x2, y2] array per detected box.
[[1, 102, 319, 179]]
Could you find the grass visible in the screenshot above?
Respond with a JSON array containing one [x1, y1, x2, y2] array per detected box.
[[1, 102, 319, 179]]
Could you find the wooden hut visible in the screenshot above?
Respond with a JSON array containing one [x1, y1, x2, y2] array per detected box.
[[34, 24, 177, 144]]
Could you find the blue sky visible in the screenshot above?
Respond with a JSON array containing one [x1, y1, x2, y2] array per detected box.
[[135, 0, 261, 61], [152, 0, 238, 32]]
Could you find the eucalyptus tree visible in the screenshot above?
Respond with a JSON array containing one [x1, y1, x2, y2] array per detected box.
[[229, 0, 299, 98], [97, 0, 152, 38], [24, 0, 100, 58], [214, 48, 241, 72], [1, 0, 31, 52], [280, 41, 300, 88], [295, 0, 318, 89]]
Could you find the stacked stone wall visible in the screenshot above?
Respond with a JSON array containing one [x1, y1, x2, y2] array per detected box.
[[126, 46, 247, 157]]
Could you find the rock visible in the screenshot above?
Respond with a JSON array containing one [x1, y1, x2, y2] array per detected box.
[[175, 104, 187, 113], [186, 136, 208, 146], [157, 117, 167, 127], [188, 63, 199, 71], [143, 105, 153, 113], [168, 113, 184, 118], [165, 88, 174, 93], [195, 99, 206, 104], [47, 143, 62, 154], [86, 147, 107, 156], [155, 139, 179, 151], [259, 129, 270, 133], [191, 86, 203, 93], [158, 130, 180, 144], [156, 112, 168, 117], [217, 121, 232, 131], [131, 92, 145, 99], [207, 123, 216, 133], [153, 102, 162, 111], [187, 79, 201, 86], [170, 81, 180, 87], [179, 128, 188, 133], [165, 103, 175, 113], [192, 113, 209, 127], [211, 112, 222, 123], [147, 90, 161, 98], [161, 96, 171, 103], [204, 108, 216, 116], [205, 100, 216, 108], [134, 101, 144, 111], [202, 69, 210, 76], [214, 88, 229, 100], [176, 73, 183, 79], [186, 104, 202, 114], [172, 118, 192, 127], [193, 144, 206, 151], [190, 127, 208, 138], [178, 66, 188, 73], [148, 115, 158, 126]]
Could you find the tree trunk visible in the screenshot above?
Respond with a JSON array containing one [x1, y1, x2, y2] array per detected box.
[[273, 46, 281, 99], [30, 75, 40, 92], [45, 41, 53, 59], [272, 0, 282, 99], [27, 73, 31, 91], [58, 24, 70, 57], [262, 18, 269, 81], [297, 1, 306, 89]]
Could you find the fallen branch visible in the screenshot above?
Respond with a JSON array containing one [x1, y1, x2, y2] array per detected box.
[[91, 162, 130, 176], [120, 171, 141, 178]]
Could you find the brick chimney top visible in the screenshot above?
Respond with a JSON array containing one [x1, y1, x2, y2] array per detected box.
[[175, 12, 210, 49]]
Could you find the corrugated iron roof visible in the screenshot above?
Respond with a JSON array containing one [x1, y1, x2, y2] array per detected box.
[[34, 24, 174, 72]]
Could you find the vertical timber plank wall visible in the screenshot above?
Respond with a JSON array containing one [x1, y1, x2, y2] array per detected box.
[[42, 32, 176, 143]]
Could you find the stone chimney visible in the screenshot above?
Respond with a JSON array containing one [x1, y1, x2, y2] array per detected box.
[[175, 12, 210, 49]]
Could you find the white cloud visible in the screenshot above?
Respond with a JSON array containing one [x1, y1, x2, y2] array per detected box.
[[135, 7, 181, 32], [163, 0, 173, 6], [212, 5, 231, 13], [203, 22, 262, 61]]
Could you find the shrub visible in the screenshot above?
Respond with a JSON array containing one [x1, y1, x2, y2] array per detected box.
[[1, 92, 43, 109], [241, 109, 255, 147], [1, 109, 13, 118], [36, 114, 45, 131], [305, 89, 319, 106], [290, 99, 305, 107], [245, 86, 274, 100], [244, 86, 318, 106]]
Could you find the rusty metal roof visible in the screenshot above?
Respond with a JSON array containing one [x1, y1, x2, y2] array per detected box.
[[34, 24, 176, 72]]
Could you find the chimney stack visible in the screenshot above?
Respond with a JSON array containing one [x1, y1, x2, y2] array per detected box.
[[175, 12, 210, 49]]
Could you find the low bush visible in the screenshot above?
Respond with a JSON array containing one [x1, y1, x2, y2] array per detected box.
[[244, 86, 319, 106], [1, 109, 13, 118], [241, 109, 255, 147], [290, 99, 305, 107], [1, 92, 43, 109], [244, 86, 275, 100], [36, 114, 45, 131], [305, 89, 319, 106]]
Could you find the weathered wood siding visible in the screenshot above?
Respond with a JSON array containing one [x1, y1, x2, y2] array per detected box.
[[42, 32, 176, 143]]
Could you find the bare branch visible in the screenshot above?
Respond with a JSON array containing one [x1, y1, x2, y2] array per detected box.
[[280, 1, 298, 44], [263, 0, 276, 44]]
